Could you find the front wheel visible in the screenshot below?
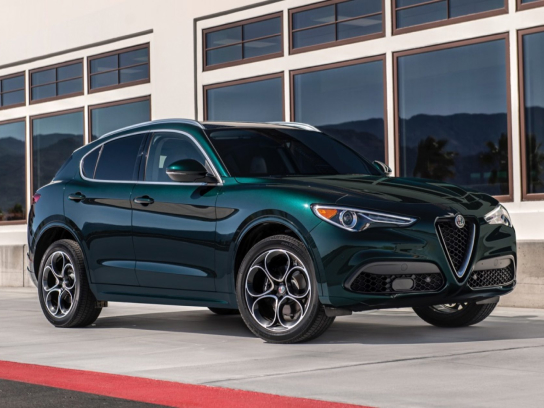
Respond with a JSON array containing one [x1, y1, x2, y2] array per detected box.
[[413, 301, 498, 328], [38, 239, 102, 328], [236, 235, 335, 344]]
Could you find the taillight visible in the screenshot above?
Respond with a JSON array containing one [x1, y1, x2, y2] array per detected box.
[[32, 193, 41, 204]]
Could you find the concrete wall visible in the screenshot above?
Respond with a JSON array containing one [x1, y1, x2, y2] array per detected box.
[[3, 241, 542, 308]]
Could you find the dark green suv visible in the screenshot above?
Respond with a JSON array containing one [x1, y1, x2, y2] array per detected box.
[[28, 120, 516, 343]]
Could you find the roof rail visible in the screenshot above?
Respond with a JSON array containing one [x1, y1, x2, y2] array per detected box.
[[267, 121, 321, 132], [99, 119, 204, 139]]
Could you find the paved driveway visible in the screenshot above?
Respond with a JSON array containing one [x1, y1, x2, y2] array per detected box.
[[1, 288, 543, 407]]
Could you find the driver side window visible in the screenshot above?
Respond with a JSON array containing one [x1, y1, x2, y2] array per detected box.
[[145, 132, 207, 182]]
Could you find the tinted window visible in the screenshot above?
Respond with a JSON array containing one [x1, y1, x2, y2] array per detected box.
[[522, 30, 544, 195], [82, 148, 100, 179], [32, 111, 83, 192], [30, 62, 83, 101], [294, 59, 386, 162], [0, 74, 25, 108], [0, 121, 25, 221], [90, 99, 150, 140], [94, 134, 145, 181], [207, 128, 380, 177], [145, 133, 206, 182], [89, 45, 149, 90], [205, 16, 282, 68], [206, 77, 283, 122], [397, 39, 509, 196]]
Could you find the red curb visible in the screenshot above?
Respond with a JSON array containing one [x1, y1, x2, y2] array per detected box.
[[0, 360, 373, 408]]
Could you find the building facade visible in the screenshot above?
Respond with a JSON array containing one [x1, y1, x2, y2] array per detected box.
[[0, 0, 543, 304]]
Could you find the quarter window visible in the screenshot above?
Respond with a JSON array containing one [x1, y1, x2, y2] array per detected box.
[[204, 13, 283, 70], [89, 44, 149, 92], [30, 60, 83, 102], [0, 73, 25, 109], [290, 0, 383, 53], [93, 134, 146, 181], [394, 0, 506, 32], [396, 37, 510, 198], [145, 133, 206, 182]]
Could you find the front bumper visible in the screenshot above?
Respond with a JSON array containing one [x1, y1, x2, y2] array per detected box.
[[310, 214, 517, 310]]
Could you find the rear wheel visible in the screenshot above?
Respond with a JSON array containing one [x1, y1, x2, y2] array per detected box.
[[413, 301, 498, 328], [38, 239, 102, 328], [236, 235, 335, 343], [208, 307, 239, 315]]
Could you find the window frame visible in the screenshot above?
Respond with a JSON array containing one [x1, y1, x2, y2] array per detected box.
[[203, 12, 284, 71], [392, 0, 508, 35], [29, 107, 85, 197], [87, 43, 150, 94], [289, 0, 385, 55], [393, 33, 513, 202], [0, 117, 27, 225], [29, 59, 84, 104], [290, 54, 389, 164], [203, 72, 285, 121], [517, 0, 544, 11], [0, 72, 26, 111], [518, 25, 544, 201], [88, 95, 152, 142]]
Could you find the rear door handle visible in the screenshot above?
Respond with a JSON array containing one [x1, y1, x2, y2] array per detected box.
[[133, 196, 154, 205], [68, 193, 86, 202]]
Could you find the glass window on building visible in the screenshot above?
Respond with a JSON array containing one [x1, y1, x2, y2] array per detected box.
[[397, 38, 509, 197], [0, 73, 25, 109], [89, 44, 149, 91], [205, 75, 283, 122], [205, 13, 282, 69], [521, 29, 544, 197], [291, 0, 383, 52], [395, 0, 505, 30], [90, 97, 151, 140], [32, 110, 84, 193], [30, 60, 83, 102], [293, 58, 386, 162], [0, 120, 25, 222]]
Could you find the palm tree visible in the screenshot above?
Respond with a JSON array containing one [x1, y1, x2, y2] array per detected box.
[[413, 136, 457, 181], [526, 134, 544, 193], [479, 133, 509, 195]]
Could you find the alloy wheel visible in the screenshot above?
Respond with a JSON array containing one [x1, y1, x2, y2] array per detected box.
[[431, 303, 469, 314], [41, 251, 77, 318], [244, 249, 311, 332]]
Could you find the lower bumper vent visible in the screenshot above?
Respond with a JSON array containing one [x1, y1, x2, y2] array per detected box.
[[469, 264, 515, 289], [349, 272, 444, 294]]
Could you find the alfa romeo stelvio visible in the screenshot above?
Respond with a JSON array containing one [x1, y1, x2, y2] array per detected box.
[[28, 120, 516, 343]]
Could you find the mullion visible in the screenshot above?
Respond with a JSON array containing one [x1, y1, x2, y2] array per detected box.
[[117, 54, 121, 85]]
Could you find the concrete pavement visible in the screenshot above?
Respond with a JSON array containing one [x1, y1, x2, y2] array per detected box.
[[1, 288, 544, 407]]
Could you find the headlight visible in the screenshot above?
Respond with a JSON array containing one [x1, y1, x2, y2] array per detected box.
[[484, 205, 513, 227], [312, 205, 417, 232]]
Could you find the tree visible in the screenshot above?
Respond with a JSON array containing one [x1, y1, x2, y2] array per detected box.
[[526, 134, 544, 193], [413, 136, 457, 181], [479, 133, 509, 195]]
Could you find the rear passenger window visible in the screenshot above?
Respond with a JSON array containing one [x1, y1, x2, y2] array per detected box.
[[82, 148, 100, 178], [94, 134, 146, 181], [145, 132, 207, 182]]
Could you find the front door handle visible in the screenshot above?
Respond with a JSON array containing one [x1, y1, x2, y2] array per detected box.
[[68, 193, 86, 202], [133, 196, 154, 205]]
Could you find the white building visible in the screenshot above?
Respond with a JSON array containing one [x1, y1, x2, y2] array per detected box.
[[0, 0, 543, 305]]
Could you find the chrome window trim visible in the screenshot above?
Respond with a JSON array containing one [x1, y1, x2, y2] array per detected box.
[[267, 121, 321, 132], [80, 129, 223, 185], [98, 119, 205, 139]]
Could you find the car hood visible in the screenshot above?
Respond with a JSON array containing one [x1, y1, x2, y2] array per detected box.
[[235, 175, 497, 208]]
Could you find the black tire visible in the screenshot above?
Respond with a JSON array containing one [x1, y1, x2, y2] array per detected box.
[[236, 235, 335, 344], [208, 307, 240, 315], [413, 301, 498, 328], [38, 239, 102, 328]]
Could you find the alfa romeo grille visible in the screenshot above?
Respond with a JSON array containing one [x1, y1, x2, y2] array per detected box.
[[349, 272, 444, 294], [436, 219, 475, 278], [469, 264, 515, 289]]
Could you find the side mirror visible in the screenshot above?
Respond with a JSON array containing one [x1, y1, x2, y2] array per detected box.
[[373, 160, 393, 176], [166, 159, 218, 183]]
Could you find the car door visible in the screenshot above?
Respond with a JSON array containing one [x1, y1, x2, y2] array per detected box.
[[131, 131, 219, 292], [65, 133, 147, 286]]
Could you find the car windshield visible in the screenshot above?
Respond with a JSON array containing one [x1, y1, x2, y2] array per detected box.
[[206, 128, 381, 177]]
